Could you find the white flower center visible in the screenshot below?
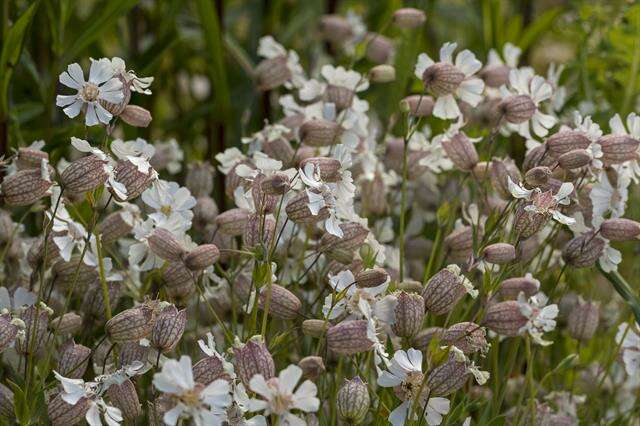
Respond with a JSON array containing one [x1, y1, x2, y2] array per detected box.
[[81, 83, 100, 102]]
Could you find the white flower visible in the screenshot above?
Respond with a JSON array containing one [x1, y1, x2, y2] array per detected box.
[[111, 138, 156, 173], [142, 180, 196, 226], [70, 137, 128, 199], [321, 65, 369, 92], [257, 36, 306, 89], [153, 356, 232, 426], [378, 348, 451, 426], [321, 269, 391, 320], [486, 42, 521, 68], [248, 364, 319, 425], [197, 332, 236, 378], [129, 215, 188, 271], [56, 59, 124, 126], [518, 292, 559, 345], [507, 176, 575, 226], [589, 168, 630, 228], [109, 57, 154, 94], [414, 42, 485, 119], [215, 148, 246, 175], [153, 139, 184, 174], [615, 322, 640, 378], [501, 68, 557, 138]]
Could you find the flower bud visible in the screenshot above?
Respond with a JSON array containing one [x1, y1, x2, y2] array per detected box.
[[442, 133, 479, 171], [524, 166, 551, 186], [298, 356, 325, 380], [302, 319, 329, 338], [107, 378, 141, 420], [106, 305, 155, 342], [546, 131, 591, 156], [243, 213, 276, 248], [15, 305, 49, 355], [193, 196, 219, 230], [300, 157, 342, 182], [99, 210, 136, 244], [427, 353, 471, 396], [255, 55, 291, 91], [598, 134, 640, 165], [82, 281, 121, 319], [567, 298, 599, 341], [285, 191, 330, 224], [482, 300, 528, 336], [184, 244, 220, 270], [391, 291, 425, 338], [151, 305, 186, 352], [215, 208, 249, 236], [327, 320, 374, 355], [193, 355, 231, 385], [300, 119, 343, 147], [600, 218, 640, 241], [1, 168, 52, 206], [185, 162, 215, 197], [400, 95, 435, 117], [61, 155, 108, 194], [147, 228, 185, 261], [48, 393, 90, 426], [259, 284, 301, 320], [324, 84, 355, 109], [365, 34, 394, 64], [557, 149, 592, 170], [113, 159, 156, 201], [263, 138, 295, 167], [422, 62, 465, 96], [498, 94, 536, 124], [355, 268, 389, 288], [57, 340, 91, 378], [369, 64, 396, 83], [481, 65, 510, 88], [319, 15, 353, 44], [233, 335, 276, 386], [260, 172, 291, 195], [412, 327, 443, 352], [319, 222, 369, 252], [0, 315, 18, 353], [0, 383, 13, 419], [497, 276, 540, 300], [360, 173, 388, 215], [444, 226, 475, 262], [561, 231, 605, 268], [482, 243, 516, 264], [49, 312, 83, 336], [337, 377, 370, 425], [422, 265, 474, 315], [120, 105, 152, 127], [163, 261, 196, 301], [392, 7, 426, 28], [118, 340, 150, 368], [441, 322, 487, 354]]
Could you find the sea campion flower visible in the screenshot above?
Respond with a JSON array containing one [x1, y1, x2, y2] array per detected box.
[[615, 322, 640, 378], [507, 176, 575, 226], [248, 364, 320, 425], [141, 180, 196, 225], [153, 355, 232, 425], [56, 59, 124, 126], [70, 137, 128, 199], [377, 348, 451, 426], [517, 292, 559, 346], [321, 269, 393, 321], [414, 42, 484, 119]]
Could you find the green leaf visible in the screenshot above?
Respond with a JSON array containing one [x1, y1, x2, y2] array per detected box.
[[61, 0, 140, 64], [0, 1, 40, 115]]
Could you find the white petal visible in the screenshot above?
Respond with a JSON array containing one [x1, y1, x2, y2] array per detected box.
[[455, 50, 482, 76], [433, 94, 460, 120], [457, 78, 484, 106]]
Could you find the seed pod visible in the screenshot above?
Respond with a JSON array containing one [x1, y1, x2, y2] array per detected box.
[[259, 284, 301, 320], [147, 227, 185, 261], [524, 166, 551, 186], [327, 320, 374, 355], [185, 162, 215, 197], [567, 299, 599, 341], [483, 243, 516, 264], [498, 94, 536, 124], [107, 378, 141, 420], [324, 84, 355, 109], [369, 65, 396, 83], [422, 265, 472, 315], [263, 138, 296, 167], [444, 226, 475, 262], [561, 231, 605, 268], [497, 276, 540, 300], [184, 244, 220, 271], [482, 65, 511, 88], [1, 168, 52, 206], [441, 322, 487, 354], [215, 208, 249, 236], [412, 327, 444, 352], [106, 305, 155, 342], [300, 119, 343, 147], [260, 172, 291, 195], [546, 131, 591, 156], [0, 315, 18, 353], [0, 383, 13, 419], [151, 305, 186, 352], [255, 55, 291, 91], [513, 204, 548, 240], [99, 211, 136, 244], [557, 149, 591, 170], [300, 157, 342, 182], [302, 319, 329, 338], [113, 159, 155, 201], [482, 300, 528, 336], [193, 355, 231, 385], [49, 312, 83, 336], [251, 175, 278, 214], [600, 218, 640, 241], [298, 356, 326, 380], [119, 105, 152, 127], [427, 353, 471, 396], [285, 191, 330, 224], [355, 268, 389, 288], [163, 261, 196, 301], [442, 133, 479, 171], [422, 62, 465, 96], [118, 340, 150, 368], [243, 213, 276, 248], [193, 196, 219, 230], [365, 34, 394, 64], [400, 95, 435, 117], [48, 393, 90, 426], [61, 155, 108, 194], [392, 291, 425, 338], [233, 335, 276, 386], [337, 377, 370, 425], [82, 281, 121, 319], [319, 222, 369, 252], [57, 340, 91, 378], [15, 306, 49, 355], [392, 7, 426, 28], [16, 147, 49, 171], [319, 15, 353, 44], [598, 134, 640, 165]]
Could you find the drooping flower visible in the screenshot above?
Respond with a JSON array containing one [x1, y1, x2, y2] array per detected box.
[[517, 292, 559, 346]]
